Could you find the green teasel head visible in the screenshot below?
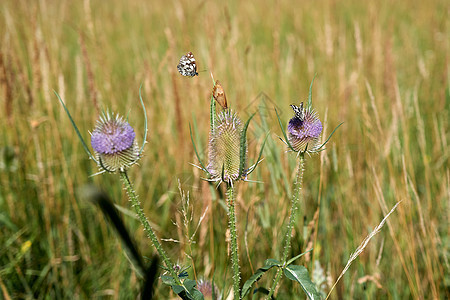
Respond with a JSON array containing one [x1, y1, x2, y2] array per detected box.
[[207, 110, 246, 184], [190, 80, 267, 186]]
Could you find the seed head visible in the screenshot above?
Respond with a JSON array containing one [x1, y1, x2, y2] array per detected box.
[[207, 110, 246, 184], [90, 112, 139, 172], [288, 103, 323, 153]]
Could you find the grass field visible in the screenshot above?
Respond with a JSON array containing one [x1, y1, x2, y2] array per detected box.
[[0, 0, 448, 299]]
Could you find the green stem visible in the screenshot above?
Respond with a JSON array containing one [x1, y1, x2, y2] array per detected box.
[[119, 171, 181, 285], [267, 154, 305, 299], [227, 184, 241, 299]]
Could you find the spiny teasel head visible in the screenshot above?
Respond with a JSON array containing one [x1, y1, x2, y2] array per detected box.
[[287, 102, 323, 153], [207, 110, 246, 184], [90, 112, 140, 172]]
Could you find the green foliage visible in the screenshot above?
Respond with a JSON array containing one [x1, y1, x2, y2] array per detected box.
[[283, 265, 321, 300], [241, 259, 281, 298]]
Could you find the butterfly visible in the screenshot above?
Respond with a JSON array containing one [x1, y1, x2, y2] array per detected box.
[[177, 52, 198, 77], [212, 81, 228, 109], [290, 102, 305, 121]]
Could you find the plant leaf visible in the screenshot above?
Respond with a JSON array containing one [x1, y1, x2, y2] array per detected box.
[[189, 124, 211, 175], [247, 132, 269, 175], [283, 265, 321, 300], [138, 84, 148, 156], [210, 93, 216, 133], [184, 279, 205, 300], [161, 275, 177, 286], [275, 108, 296, 152], [241, 259, 281, 298], [54, 91, 96, 162], [316, 122, 344, 151], [286, 248, 313, 266]]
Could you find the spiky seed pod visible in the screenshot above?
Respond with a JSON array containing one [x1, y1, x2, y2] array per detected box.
[[207, 110, 246, 184], [288, 102, 323, 153], [90, 112, 140, 172]]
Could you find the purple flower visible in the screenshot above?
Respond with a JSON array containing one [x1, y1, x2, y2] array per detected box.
[[197, 279, 221, 300], [287, 102, 322, 153], [90, 112, 139, 172]]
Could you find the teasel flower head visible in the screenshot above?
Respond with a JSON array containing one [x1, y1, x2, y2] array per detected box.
[[90, 112, 140, 173], [287, 102, 323, 153], [207, 110, 246, 184], [190, 79, 267, 186], [277, 77, 342, 155], [197, 279, 222, 300]]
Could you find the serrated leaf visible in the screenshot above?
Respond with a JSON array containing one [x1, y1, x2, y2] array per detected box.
[[283, 265, 321, 300], [241, 258, 281, 298]]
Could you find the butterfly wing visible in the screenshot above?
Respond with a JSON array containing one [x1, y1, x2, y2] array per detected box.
[[177, 52, 198, 77], [290, 102, 304, 121], [212, 81, 228, 109]]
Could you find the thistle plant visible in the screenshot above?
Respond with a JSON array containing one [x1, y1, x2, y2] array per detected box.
[[56, 89, 204, 299], [240, 79, 341, 300], [191, 79, 266, 299], [270, 79, 341, 299]]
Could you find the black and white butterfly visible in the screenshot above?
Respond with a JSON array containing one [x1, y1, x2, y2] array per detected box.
[[177, 52, 198, 77], [290, 102, 305, 121]]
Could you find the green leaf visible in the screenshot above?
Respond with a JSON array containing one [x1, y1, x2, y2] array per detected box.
[[189, 124, 211, 175], [184, 279, 196, 290], [241, 259, 281, 298], [160, 275, 177, 286], [171, 284, 185, 295], [54, 91, 96, 162], [283, 265, 321, 300], [247, 132, 269, 175], [275, 108, 296, 152], [251, 287, 273, 299], [315, 122, 344, 151], [184, 279, 205, 300], [210, 93, 216, 133], [286, 248, 313, 266], [160, 275, 205, 300], [138, 84, 148, 156]]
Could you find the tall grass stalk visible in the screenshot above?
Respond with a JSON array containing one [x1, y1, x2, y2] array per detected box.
[[267, 153, 305, 299], [325, 201, 402, 300]]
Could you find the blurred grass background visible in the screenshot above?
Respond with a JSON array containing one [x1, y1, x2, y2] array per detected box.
[[0, 0, 448, 298]]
